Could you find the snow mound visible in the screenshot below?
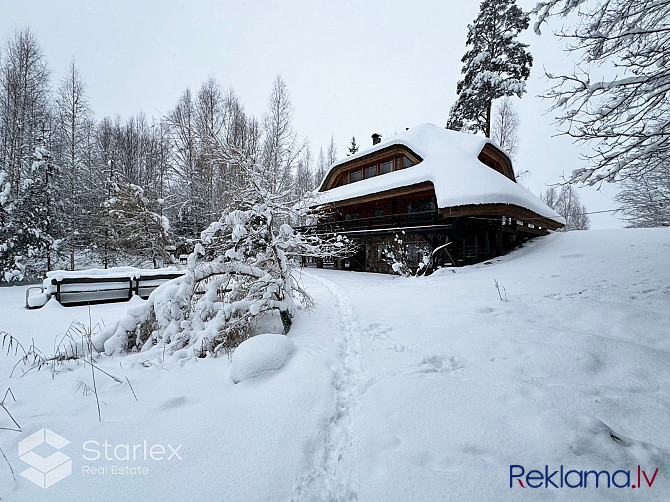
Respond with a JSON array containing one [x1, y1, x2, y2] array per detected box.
[[26, 291, 48, 308], [230, 333, 296, 384]]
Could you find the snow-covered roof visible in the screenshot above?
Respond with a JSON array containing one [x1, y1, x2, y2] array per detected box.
[[317, 123, 563, 225]]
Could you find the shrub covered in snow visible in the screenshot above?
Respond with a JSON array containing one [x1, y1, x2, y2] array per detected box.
[[230, 333, 296, 383], [94, 155, 353, 359], [381, 233, 431, 277]]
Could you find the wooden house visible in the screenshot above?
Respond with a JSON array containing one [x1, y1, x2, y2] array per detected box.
[[312, 123, 564, 272]]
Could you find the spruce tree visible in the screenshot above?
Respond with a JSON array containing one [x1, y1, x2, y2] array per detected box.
[[446, 0, 532, 137], [347, 136, 359, 156]]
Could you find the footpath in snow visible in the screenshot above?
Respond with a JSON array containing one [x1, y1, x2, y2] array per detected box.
[[305, 229, 670, 501]]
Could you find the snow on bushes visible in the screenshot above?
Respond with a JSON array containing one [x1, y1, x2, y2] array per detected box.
[[381, 232, 432, 277], [93, 156, 352, 360], [230, 333, 296, 383]]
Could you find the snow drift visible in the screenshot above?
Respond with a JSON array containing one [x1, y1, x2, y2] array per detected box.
[[230, 333, 296, 383]]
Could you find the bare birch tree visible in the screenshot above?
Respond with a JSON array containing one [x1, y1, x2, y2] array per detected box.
[[491, 97, 520, 158]]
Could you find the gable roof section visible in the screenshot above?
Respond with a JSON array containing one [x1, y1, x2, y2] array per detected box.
[[316, 123, 564, 225]]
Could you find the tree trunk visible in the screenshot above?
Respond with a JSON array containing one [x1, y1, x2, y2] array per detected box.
[[485, 100, 492, 138]]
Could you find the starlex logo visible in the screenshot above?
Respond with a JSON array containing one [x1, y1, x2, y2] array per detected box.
[[510, 464, 659, 490], [18, 428, 72, 488]]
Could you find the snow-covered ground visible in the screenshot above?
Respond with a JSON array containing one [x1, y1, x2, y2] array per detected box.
[[0, 228, 668, 501]]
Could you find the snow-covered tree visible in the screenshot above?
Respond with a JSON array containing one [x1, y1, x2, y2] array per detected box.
[[261, 75, 301, 195], [54, 61, 92, 270], [94, 152, 353, 359], [294, 142, 314, 199], [194, 77, 224, 221], [616, 167, 670, 227], [167, 88, 207, 239], [327, 135, 338, 165], [0, 28, 50, 200], [533, 0, 670, 186], [103, 181, 172, 268], [0, 141, 57, 281], [313, 147, 328, 190], [347, 136, 359, 156], [446, 0, 533, 137], [542, 185, 590, 230]]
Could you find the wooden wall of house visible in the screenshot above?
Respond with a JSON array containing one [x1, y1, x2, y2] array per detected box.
[[333, 189, 436, 221], [332, 216, 540, 273]]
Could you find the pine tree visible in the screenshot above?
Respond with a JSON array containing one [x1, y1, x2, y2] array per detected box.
[[446, 0, 533, 137], [347, 136, 359, 156]]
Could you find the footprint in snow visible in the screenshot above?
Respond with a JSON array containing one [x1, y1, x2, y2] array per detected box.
[[410, 355, 466, 375], [363, 323, 393, 341], [158, 396, 188, 410], [387, 343, 407, 352], [407, 450, 461, 473]]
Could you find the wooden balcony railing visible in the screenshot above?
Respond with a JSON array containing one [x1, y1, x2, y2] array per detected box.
[[300, 210, 439, 234]]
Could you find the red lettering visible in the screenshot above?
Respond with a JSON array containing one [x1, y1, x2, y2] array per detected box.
[[642, 468, 658, 487]]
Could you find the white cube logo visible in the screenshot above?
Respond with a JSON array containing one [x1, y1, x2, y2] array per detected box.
[[18, 428, 72, 488]]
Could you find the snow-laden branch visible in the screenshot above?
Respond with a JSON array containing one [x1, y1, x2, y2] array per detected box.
[[535, 0, 670, 185], [93, 147, 355, 360]]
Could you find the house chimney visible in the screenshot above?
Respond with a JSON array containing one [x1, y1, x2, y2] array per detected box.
[[372, 133, 382, 145]]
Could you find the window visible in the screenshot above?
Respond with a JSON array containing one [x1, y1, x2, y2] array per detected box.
[[374, 208, 384, 217], [407, 199, 436, 213], [344, 212, 359, 221], [379, 160, 393, 174], [334, 153, 417, 188], [377, 244, 388, 262]]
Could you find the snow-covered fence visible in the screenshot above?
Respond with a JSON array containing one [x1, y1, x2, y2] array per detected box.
[[25, 267, 184, 309]]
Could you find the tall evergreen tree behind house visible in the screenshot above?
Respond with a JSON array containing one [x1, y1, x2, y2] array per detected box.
[[446, 0, 533, 137]]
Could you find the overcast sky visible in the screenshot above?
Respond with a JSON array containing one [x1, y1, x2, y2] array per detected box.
[[1, 0, 622, 228]]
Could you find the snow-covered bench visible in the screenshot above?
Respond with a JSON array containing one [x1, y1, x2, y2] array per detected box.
[[25, 267, 185, 308]]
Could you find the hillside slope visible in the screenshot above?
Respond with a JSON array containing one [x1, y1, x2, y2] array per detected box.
[[0, 228, 668, 501]]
